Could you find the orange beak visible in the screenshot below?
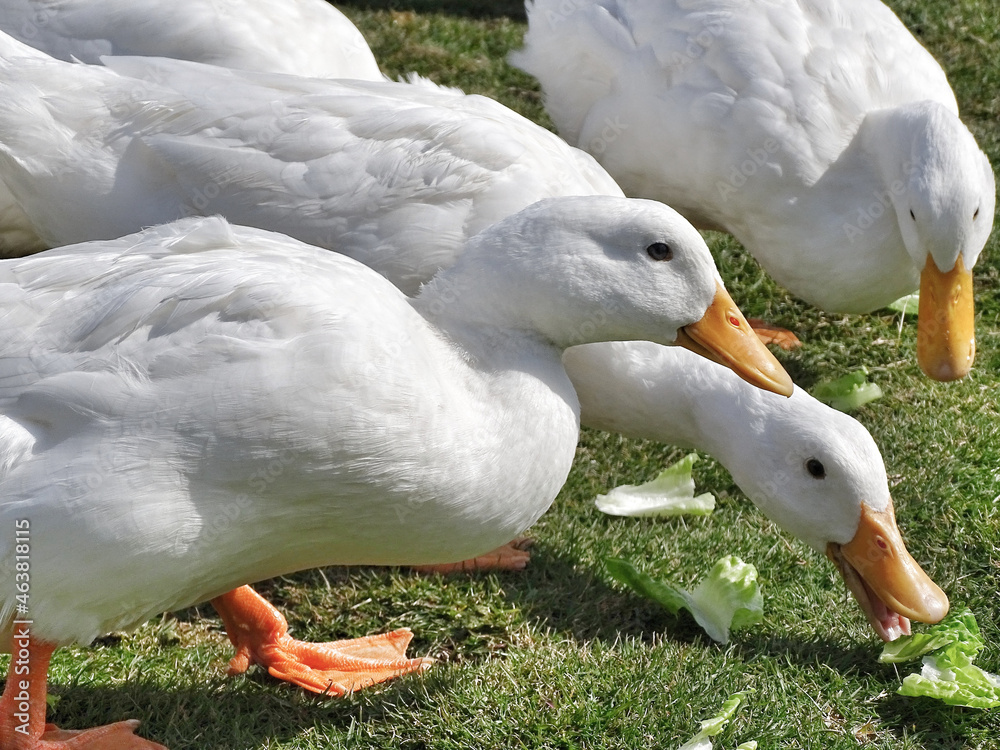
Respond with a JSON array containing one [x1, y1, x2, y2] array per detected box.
[[917, 255, 975, 381], [675, 281, 794, 397], [826, 499, 949, 641]]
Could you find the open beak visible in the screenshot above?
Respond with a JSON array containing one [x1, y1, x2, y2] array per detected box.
[[826, 499, 949, 641], [675, 281, 794, 397], [917, 255, 975, 381]]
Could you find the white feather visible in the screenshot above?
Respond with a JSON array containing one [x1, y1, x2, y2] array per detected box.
[[0, 33, 622, 295], [0, 196, 722, 646], [0, 0, 383, 80], [513, 0, 995, 312]]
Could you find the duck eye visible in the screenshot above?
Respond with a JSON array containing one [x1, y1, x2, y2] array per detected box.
[[909, 209, 916, 221], [805, 458, 826, 479], [646, 242, 673, 261], [974, 207, 980, 220]]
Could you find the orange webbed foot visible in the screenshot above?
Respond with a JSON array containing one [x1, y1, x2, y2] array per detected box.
[[212, 586, 432, 696], [1, 636, 165, 750], [34, 720, 167, 749], [410, 538, 534, 574], [747, 318, 802, 350], [258, 628, 433, 695]]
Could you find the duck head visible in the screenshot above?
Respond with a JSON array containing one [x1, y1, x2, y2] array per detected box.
[[564, 342, 947, 640], [871, 101, 995, 381], [445, 196, 793, 396], [730, 390, 948, 640]]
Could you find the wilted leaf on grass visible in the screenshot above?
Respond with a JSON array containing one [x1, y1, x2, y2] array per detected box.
[[812, 368, 883, 412], [606, 556, 762, 644], [678, 690, 754, 750], [596, 453, 715, 517]]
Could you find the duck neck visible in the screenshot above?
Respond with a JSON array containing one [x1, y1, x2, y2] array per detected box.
[[568, 342, 822, 547], [409, 251, 585, 426], [568, 342, 767, 460], [727, 107, 952, 313]]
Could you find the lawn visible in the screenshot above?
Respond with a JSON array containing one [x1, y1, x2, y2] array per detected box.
[[9, 1, 1000, 748]]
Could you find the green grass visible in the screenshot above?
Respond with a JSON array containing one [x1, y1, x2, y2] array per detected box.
[[6, 1, 1000, 748]]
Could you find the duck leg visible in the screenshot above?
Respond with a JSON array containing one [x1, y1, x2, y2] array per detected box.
[[747, 319, 802, 350], [410, 538, 534, 574], [0, 633, 165, 750], [211, 586, 432, 696]]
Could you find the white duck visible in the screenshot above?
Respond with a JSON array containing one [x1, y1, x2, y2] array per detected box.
[[512, 0, 996, 381], [0, 34, 948, 640], [0, 198, 790, 749], [0, 0, 382, 79], [0, 31, 622, 293], [563, 342, 949, 642]]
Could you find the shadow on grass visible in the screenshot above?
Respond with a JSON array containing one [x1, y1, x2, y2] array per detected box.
[[489, 544, 882, 658], [731, 633, 999, 747], [730, 631, 881, 674], [483, 543, 706, 646], [337, 0, 527, 20], [42, 669, 443, 750], [875, 691, 999, 749], [403, 543, 894, 664]]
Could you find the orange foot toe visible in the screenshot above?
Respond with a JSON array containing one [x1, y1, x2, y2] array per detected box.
[[747, 318, 802, 350], [251, 628, 432, 695], [34, 720, 167, 749], [212, 586, 432, 696], [1, 637, 166, 750], [410, 538, 534, 574]]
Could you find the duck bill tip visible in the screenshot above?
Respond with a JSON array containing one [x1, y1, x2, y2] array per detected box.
[[916, 256, 975, 382], [830, 500, 949, 636], [677, 282, 794, 397]]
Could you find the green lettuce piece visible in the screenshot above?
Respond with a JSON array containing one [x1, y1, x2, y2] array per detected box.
[[811, 368, 883, 412], [898, 656, 1000, 709], [677, 690, 753, 750], [879, 607, 983, 664], [886, 607, 1000, 708], [595, 453, 716, 517], [886, 292, 919, 315], [606, 556, 763, 644]]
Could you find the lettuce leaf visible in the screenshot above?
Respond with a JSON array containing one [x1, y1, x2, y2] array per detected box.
[[595, 453, 716, 517], [677, 690, 753, 750], [606, 556, 762, 644], [812, 368, 883, 412], [886, 292, 919, 315], [879, 607, 982, 664], [898, 656, 1000, 709], [884, 607, 1000, 708]]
